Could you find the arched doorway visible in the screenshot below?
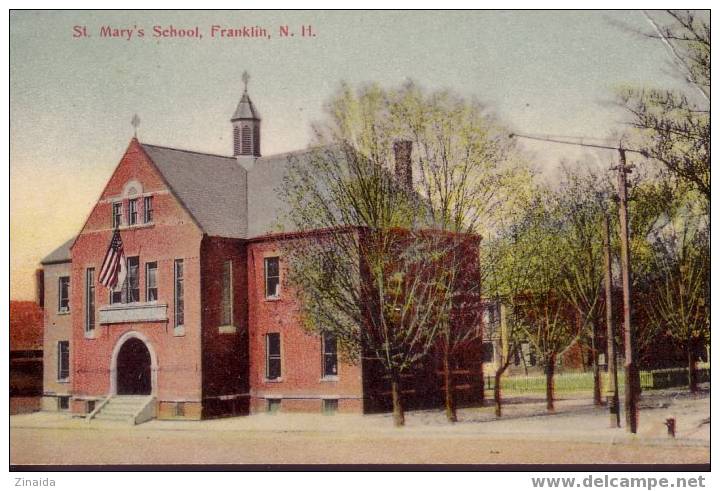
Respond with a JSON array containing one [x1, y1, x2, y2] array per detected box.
[[116, 338, 152, 395]]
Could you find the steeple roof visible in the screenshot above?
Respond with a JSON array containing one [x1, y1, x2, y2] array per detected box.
[[231, 91, 261, 121]]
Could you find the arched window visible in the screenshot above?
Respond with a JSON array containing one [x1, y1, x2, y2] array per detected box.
[[241, 125, 252, 155]]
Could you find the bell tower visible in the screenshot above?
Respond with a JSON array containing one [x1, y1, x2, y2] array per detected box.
[[231, 71, 261, 168]]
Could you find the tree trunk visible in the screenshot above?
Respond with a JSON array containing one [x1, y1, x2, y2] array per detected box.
[[443, 347, 457, 422], [688, 344, 698, 393], [590, 322, 602, 406], [545, 353, 556, 411], [390, 373, 405, 427], [494, 365, 506, 418]]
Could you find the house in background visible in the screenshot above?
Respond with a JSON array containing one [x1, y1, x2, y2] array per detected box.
[[39, 78, 484, 422], [10, 300, 44, 414], [40, 238, 74, 412]]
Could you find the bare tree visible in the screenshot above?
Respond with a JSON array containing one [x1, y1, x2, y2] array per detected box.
[[512, 192, 583, 411], [388, 81, 533, 421], [283, 130, 477, 426], [617, 10, 710, 202], [644, 205, 709, 392]]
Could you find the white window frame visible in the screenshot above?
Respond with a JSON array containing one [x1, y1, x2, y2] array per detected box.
[[265, 333, 281, 380], [264, 257, 280, 299], [128, 198, 138, 225], [57, 341, 69, 382], [58, 276, 70, 313], [85, 268, 95, 332], [174, 259, 184, 328], [146, 261, 158, 302], [221, 260, 233, 326], [143, 195, 154, 224], [112, 202, 123, 228]]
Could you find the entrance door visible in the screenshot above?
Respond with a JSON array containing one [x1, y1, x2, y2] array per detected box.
[[116, 338, 152, 395]]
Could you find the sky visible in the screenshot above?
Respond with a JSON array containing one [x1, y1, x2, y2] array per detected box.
[[9, 10, 696, 300]]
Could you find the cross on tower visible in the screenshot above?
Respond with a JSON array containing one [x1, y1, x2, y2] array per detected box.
[[131, 114, 141, 138], [242, 71, 250, 93]]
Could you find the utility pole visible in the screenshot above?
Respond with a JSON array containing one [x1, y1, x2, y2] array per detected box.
[[603, 211, 620, 428], [611, 147, 640, 434], [509, 132, 644, 433]]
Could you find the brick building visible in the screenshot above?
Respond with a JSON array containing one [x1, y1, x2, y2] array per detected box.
[[40, 82, 483, 422], [10, 300, 44, 400]]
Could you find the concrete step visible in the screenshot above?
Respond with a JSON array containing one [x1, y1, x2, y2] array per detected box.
[[94, 414, 133, 422], [98, 407, 140, 416]]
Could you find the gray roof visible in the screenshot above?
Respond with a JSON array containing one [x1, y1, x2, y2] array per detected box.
[[246, 149, 316, 237], [142, 144, 248, 238], [41, 237, 74, 264], [231, 92, 261, 121]]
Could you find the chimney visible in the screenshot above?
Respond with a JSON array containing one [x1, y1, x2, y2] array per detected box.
[[393, 140, 413, 190]]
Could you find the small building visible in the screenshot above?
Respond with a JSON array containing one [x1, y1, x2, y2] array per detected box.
[[10, 300, 44, 410], [40, 238, 74, 412]]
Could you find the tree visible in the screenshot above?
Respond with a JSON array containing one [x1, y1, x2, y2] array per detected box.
[[512, 191, 583, 411], [644, 203, 709, 392], [387, 81, 532, 421], [617, 10, 709, 202], [483, 218, 537, 417], [555, 168, 609, 406], [280, 84, 482, 427]]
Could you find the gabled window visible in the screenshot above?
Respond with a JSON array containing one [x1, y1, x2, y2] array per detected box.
[[266, 333, 281, 380], [85, 268, 95, 332], [221, 261, 233, 325], [174, 259, 184, 327], [264, 257, 280, 299], [57, 341, 69, 381], [146, 262, 158, 302], [58, 277, 70, 313], [322, 333, 338, 378], [143, 196, 153, 223], [128, 199, 138, 225], [112, 202, 122, 228]]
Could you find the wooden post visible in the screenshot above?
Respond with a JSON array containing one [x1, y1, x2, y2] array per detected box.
[[604, 212, 621, 428], [615, 148, 639, 433]]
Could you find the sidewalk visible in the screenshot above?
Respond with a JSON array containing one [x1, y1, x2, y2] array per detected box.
[[10, 389, 709, 448]]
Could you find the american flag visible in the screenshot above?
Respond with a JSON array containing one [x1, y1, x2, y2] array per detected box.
[[99, 229, 127, 289]]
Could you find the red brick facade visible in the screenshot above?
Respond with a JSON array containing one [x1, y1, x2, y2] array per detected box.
[[59, 136, 484, 420]]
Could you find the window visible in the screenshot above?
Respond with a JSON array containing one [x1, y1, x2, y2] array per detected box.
[[221, 261, 233, 325], [85, 268, 95, 332], [58, 277, 70, 312], [175, 402, 185, 417], [482, 342, 494, 363], [126, 256, 140, 302], [57, 396, 70, 411], [174, 259, 184, 327], [322, 333, 338, 378], [112, 202, 122, 228], [266, 333, 281, 380], [143, 196, 153, 223], [241, 125, 252, 154], [264, 257, 280, 298], [267, 398, 281, 414], [322, 399, 338, 415], [57, 341, 69, 381], [146, 262, 158, 302], [128, 198, 138, 225], [87, 400, 96, 413], [233, 126, 241, 155]]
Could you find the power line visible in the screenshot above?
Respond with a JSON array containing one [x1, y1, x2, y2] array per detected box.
[[509, 132, 647, 156]]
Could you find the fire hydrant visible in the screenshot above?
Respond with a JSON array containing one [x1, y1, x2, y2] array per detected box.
[[664, 417, 676, 438]]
